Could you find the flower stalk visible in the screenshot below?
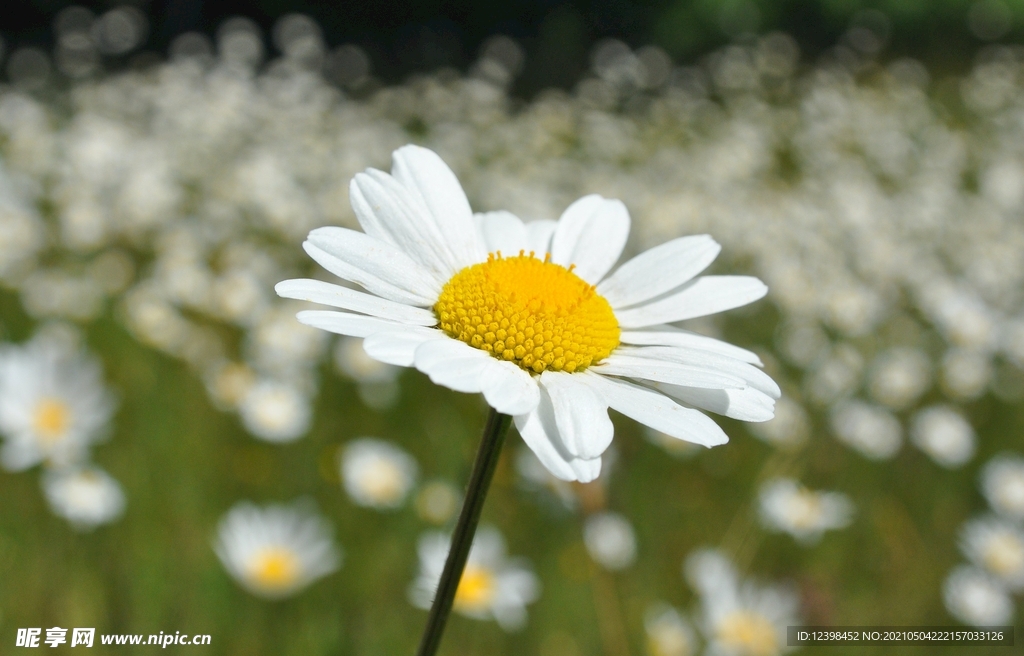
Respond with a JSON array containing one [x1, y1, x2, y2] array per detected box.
[[414, 408, 512, 656]]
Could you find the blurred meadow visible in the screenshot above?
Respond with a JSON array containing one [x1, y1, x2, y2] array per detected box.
[[2, 1, 1024, 655]]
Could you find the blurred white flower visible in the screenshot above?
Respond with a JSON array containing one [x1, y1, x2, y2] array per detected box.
[[409, 526, 540, 631], [415, 479, 461, 525], [0, 333, 116, 471], [42, 466, 125, 529], [867, 347, 931, 410], [214, 500, 341, 600], [830, 400, 902, 460], [959, 516, 1024, 591], [758, 478, 854, 544], [583, 511, 637, 571], [942, 565, 1015, 627], [980, 454, 1024, 521], [909, 405, 975, 468], [684, 548, 800, 656], [333, 336, 402, 410], [644, 603, 697, 656], [340, 438, 418, 510], [238, 379, 311, 443]]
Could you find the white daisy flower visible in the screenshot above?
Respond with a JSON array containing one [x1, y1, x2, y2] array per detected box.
[[213, 500, 341, 600], [829, 400, 902, 461], [340, 437, 418, 510], [238, 378, 311, 443], [909, 405, 976, 469], [758, 478, 854, 544], [583, 511, 638, 571], [980, 454, 1024, 521], [942, 565, 1015, 627], [684, 548, 800, 656], [409, 525, 540, 631], [0, 334, 116, 471], [277, 145, 777, 482], [41, 466, 126, 530], [415, 479, 461, 525], [644, 603, 698, 656], [959, 516, 1024, 591]]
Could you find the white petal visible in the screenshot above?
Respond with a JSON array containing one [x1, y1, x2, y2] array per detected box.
[[619, 327, 762, 365], [362, 328, 447, 366], [597, 235, 721, 308], [391, 145, 487, 269], [615, 345, 781, 398], [514, 398, 603, 483], [304, 228, 440, 305], [525, 220, 557, 255], [580, 373, 729, 447], [590, 353, 747, 390], [349, 171, 455, 278], [539, 370, 613, 459], [478, 360, 540, 415], [297, 310, 406, 337], [549, 195, 630, 284], [655, 383, 776, 422], [275, 278, 437, 325], [615, 276, 768, 328], [475, 211, 527, 255], [413, 339, 491, 393]]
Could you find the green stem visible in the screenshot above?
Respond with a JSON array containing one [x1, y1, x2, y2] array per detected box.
[[414, 408, 512, 656]]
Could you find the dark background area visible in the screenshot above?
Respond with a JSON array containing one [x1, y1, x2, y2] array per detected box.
[[0, 0, 1018, 97]]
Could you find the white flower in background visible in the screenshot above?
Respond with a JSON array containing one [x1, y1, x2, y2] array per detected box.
[[829, 400, 902, 460], [684, 548, 800, 656], [203, 360, 256, 411], [867, 347, 931, 410], [758, 478, 854, 544], [940, 348, 991, 400], [277, 145, 778, 483], [942, 565, 1015, 627], [909, 405, 975, 468], [959, 516, 1024, 591], [42, 466, 126, 530], [415, 479, 461, 525], [583, 511, 637, 571], [340, 438, 418, 510], [980, 454, 1024, 521], [334, 336, 402, 410], [213, 500, 341, 600], [746, 396, 809, 450], [238, 379, 311, 443], [0, 334, 116, 471], [409, 526, 540, 631], [644, 603, 697, 656]]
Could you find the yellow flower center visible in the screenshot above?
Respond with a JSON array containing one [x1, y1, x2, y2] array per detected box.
[[435, 252, 619, 374], [454, 565, 497, 611], [983, 534, 1024, 577], [248, 548, 301, 593], [33, 397, 71, 444], [717, 611, 779, 656]]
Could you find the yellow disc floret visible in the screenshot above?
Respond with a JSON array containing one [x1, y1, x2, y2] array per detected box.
[[434, 252, 619, 374]]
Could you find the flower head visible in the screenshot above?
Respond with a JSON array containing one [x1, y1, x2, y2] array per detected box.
[[340, 437, 418, 510], [583, 511, 638, 571], [758, 478, 854, 544], [409, 526, 539, 631], [959, 516, 1024, 591], [42, 466, 126, 530], [0, 333, 116, 471], [980, 454, 1024, 521], [277, 145, 777, 482], [942, 565, 1015, 626], [214, 500, 341, 599], [685, 548, 800, 656]]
